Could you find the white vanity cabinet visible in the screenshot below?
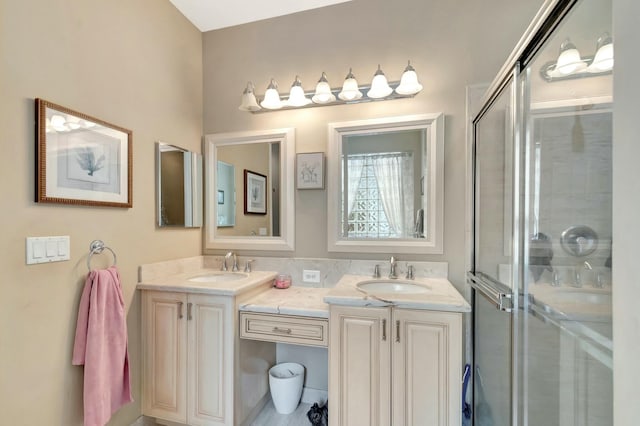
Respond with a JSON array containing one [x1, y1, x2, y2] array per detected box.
[[329, 305, 462, 426], [142, 291, 233, 426]]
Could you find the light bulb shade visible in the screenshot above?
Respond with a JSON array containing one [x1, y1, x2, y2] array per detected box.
[[260, 79, 283, 109], [312, 72, 336, 104], [395, 61, 423, 95], [285, 76, 311, 107], [555, 39, 586, 75], [239, 81, 261, 111], [50, 114, 67, 131], [589, 33, 613, 72], [367, 65, 393, 99], [338, 68, 363, 101]]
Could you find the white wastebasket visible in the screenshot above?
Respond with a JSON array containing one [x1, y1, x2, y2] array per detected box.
[[268, 362, 305, 414]]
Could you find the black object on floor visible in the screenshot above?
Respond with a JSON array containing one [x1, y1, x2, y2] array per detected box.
[[306, 402, 328, 426]]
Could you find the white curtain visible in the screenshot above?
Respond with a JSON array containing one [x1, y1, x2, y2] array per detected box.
[[346, 157, 365, 216], [372, 154, 414, 238]]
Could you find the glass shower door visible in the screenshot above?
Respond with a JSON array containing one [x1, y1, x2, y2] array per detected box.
[[520, 0, 613, 424], [470, 72, 518, 426]]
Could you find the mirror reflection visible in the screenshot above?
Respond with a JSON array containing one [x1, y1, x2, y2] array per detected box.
[[156, 142, 202, 228], [216, 161, 236, 227], [215, 142, 281, 237], [205, 128, 295, 252], [327, 114, 444, 254], [342, 129, 425, 239]]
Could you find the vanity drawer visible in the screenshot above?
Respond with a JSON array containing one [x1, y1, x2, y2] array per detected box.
[[240, 312, 328, 347]]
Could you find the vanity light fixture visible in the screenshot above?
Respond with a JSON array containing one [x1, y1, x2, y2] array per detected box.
[[239, 61, 423, 113], [285, 76, 312, 107], [238, 81, 261, 111], [589, 33, 613, 72], [312, 72, 336, 104], [367, 65, 393, 99], [338, 68, 363, 101], [395, 61, 423, 95], [260, 78, 283, 110], [541, 34, 613, 82]]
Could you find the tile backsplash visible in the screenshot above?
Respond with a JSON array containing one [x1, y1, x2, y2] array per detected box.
[[140, 255, 448, 288]]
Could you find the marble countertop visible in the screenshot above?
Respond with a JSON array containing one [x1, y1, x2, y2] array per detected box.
[[137, 269, 277, 296], [324, 274, 471, 313], [239, 287, 331, 319]]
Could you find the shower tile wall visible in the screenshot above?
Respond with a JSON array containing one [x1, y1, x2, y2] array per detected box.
[[534, 111, 612, 284]]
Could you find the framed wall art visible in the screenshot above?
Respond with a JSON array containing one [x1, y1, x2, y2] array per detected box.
[[296, 152, 324, 189], [244, 169, 267, 214], [35, 98, 132, 208]]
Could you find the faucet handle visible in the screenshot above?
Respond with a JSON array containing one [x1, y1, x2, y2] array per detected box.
[[221, 256, 228, 271], [373, 264, 380, 278], [405, 265, 415, 280], [551, 270, 560, 287], [244, 259, 254, 273], [232, 254, 239, 272]]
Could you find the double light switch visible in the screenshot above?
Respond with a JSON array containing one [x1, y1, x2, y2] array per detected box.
[[26, 236, 70, 264]]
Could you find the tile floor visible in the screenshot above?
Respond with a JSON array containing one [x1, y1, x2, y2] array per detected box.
[[250, 401, 312, 425]]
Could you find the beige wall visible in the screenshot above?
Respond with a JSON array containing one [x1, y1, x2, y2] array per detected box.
[[202, 0, 544, 290], [0, 0, 202, 424]]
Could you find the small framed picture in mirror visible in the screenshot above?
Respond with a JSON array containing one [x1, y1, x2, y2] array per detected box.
[[296, 152, 324, 189], [244, 169, 267, 214], [217, 190, 224, 204]]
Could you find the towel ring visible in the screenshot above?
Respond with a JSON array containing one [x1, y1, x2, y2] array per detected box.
[[87, 240, 117, 271]]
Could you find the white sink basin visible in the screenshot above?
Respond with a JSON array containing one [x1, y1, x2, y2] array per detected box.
[[357, 280, 431, 295], [188, 272, 248, 283]]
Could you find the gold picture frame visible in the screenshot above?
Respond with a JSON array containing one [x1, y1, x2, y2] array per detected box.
[[35, 98, 132, 208]]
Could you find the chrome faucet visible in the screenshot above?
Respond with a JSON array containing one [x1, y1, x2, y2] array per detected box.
[[572, 268, 582, 288], [389, 256, 398, 279], [405, 264, 415, 280], [222, 251, 237, 272], [573, 261, 593, 287], [373, 264, 380, 278]]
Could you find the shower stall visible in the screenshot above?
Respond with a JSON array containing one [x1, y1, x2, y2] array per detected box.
[[469, 0, 613, 425]]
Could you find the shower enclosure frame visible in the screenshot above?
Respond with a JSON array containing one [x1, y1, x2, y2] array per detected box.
[[468, 0, 612, 425]]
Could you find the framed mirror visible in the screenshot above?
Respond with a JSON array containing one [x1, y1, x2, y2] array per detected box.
[[35, 98, 132, 208], [156, 142, 203, 228], [327, 114, 444, 254], [204, 128, 295, 251]]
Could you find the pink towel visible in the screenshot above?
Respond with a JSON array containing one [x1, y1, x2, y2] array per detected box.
[[72, 266, 132, 426]]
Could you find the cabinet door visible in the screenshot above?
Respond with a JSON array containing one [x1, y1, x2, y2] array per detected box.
[[142, 291, 188, 423], [329, 305, 391, 426], [392, 310, 462, 426], [187, 294, 232, 426]]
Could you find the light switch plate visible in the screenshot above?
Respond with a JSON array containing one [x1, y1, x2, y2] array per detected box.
[[302, 269, 321, 283], [26, 236, 70, 264]]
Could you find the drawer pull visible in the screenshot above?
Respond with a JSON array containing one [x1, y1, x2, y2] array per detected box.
[[396, 320, 401, 343], [272, 327, 293, 335], [382, 319, 387, 341], [177, 302, 183, 319]]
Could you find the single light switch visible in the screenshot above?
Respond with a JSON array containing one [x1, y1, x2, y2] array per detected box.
[[32, 240, 45, 258], [46, 240, 57, 257]]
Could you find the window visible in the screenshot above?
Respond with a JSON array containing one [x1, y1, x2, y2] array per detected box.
[[343, 152, 413, 238]]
